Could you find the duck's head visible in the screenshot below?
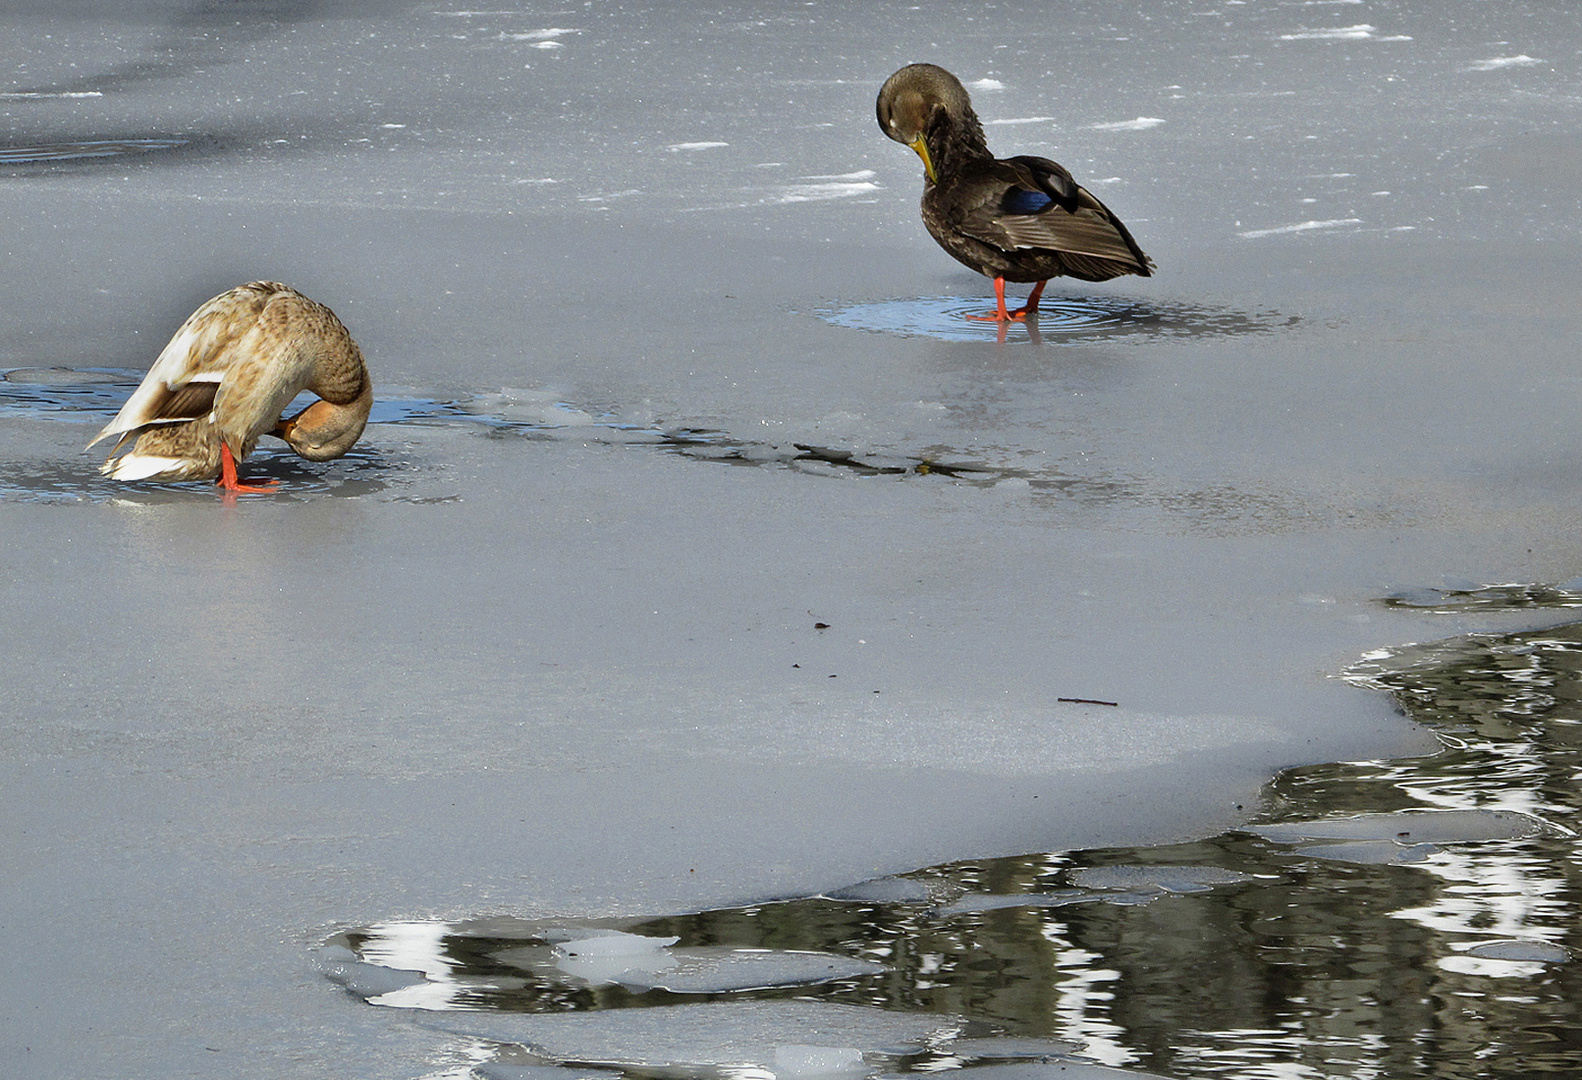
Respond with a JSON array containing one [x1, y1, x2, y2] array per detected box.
[[275, 378, 373, 462], [876, 63, 979, 184]]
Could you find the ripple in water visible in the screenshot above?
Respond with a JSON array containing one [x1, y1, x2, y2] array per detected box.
[[820, 294, 1297, 343]]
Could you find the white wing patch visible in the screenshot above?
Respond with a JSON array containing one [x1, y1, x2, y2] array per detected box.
[[102, 454, 185, 481]]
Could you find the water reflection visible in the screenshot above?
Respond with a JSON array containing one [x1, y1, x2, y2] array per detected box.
[[325, 607, 1582, 1079], [818, 296, 1297, 345]]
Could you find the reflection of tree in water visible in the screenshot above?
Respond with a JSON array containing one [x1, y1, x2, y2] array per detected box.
[[335, 616, 1582, 1078]]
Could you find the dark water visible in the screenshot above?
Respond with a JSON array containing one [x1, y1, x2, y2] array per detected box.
[[323, 604, 1582, 1079]]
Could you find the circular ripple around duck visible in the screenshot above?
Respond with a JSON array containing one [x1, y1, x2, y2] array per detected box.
[[820, 295, 1296, 343]]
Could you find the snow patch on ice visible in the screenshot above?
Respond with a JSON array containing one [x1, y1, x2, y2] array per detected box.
[[1238, 217, 1362, 238], [667, 141, 730, 152], [1468, 55, 1543, 71], [772, 172, 881, 204], [1279, 24, 1399, 40], [0, 91, 103, 99], [1090, 117, 1165, 131], [987, 116, 1054, 126], [505, 27, 580, 39], [967, 78, 1005, 90]]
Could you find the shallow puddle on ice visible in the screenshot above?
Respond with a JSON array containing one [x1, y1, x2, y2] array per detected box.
[[2, 368, 1302, 512], [0, 369, 1009, 501], [325, 604, 1582, 1080], [817, 296, 1296, 345]]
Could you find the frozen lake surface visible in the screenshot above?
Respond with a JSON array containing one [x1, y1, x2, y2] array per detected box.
[[2, 2, 1580, 1077]]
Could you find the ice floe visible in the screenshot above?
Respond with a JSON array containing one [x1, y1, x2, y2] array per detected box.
[[1462, 939, 1570, 963], [1246, 808, 1558, 864], [416, 999, 962, 1071], [459, 929, 889, 995], [1068, 864, 1256, 894]]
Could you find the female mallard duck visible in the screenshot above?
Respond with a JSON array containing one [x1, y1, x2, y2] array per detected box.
[[877, 63, 1154, 322], [89, 281, 373, 492]]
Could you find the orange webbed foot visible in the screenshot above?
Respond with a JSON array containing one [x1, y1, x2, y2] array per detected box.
[[217, 443, 279, 494], [962, 277, 1044, 323]]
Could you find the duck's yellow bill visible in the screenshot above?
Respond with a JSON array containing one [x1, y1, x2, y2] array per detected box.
[[908, 136, 937, 184]]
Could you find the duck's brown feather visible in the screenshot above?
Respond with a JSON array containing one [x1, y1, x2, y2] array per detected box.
[[91, 281, 371, 483], [878, 64, 1154, 287]]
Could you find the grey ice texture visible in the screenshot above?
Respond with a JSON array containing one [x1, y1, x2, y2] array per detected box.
[[2, 1, 1580, 1078]]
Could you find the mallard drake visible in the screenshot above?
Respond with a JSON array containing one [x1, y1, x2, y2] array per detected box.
[[877, 63, 1154, 322], [89, 281, 372, 492]]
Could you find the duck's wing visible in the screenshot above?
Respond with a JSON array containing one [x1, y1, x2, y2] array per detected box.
[[959, 156, 1155, 278], [88, 282, 283, 450]]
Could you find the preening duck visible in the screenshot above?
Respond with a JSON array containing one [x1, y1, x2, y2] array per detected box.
[[877, 63, 1154, 321], [89, 281, 372, 492]]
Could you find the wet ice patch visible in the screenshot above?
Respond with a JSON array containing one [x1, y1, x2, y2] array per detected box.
[[825, 876, 937, 903], [1441, 937, 1573, 978], [2, 367, 140, 420], [773, 1044, 867, 1077], [320, 946, 430, 999], [461, 389, 597, 427], [1068, 864, 1256, 894], [936, 891, 1090, 916], [1380, 579, 1582, 612], [939, 864, 1253, 915], [502, 935, 886, 993], [820, 295, 1295, 344], [418, 999, 959, 1073], [1462, 939, 1570, 963], [1246, 807, 1554, 863], [947, 1037, 1085, 1061]]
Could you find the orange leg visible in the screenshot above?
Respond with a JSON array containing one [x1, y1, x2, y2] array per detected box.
[[965, 277, 1045, 322], [1009, 280, 1047, 320], [217, 442, 278, 494]]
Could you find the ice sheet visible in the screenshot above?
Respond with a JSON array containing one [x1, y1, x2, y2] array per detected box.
[[3, 1, 1581, 1077]]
